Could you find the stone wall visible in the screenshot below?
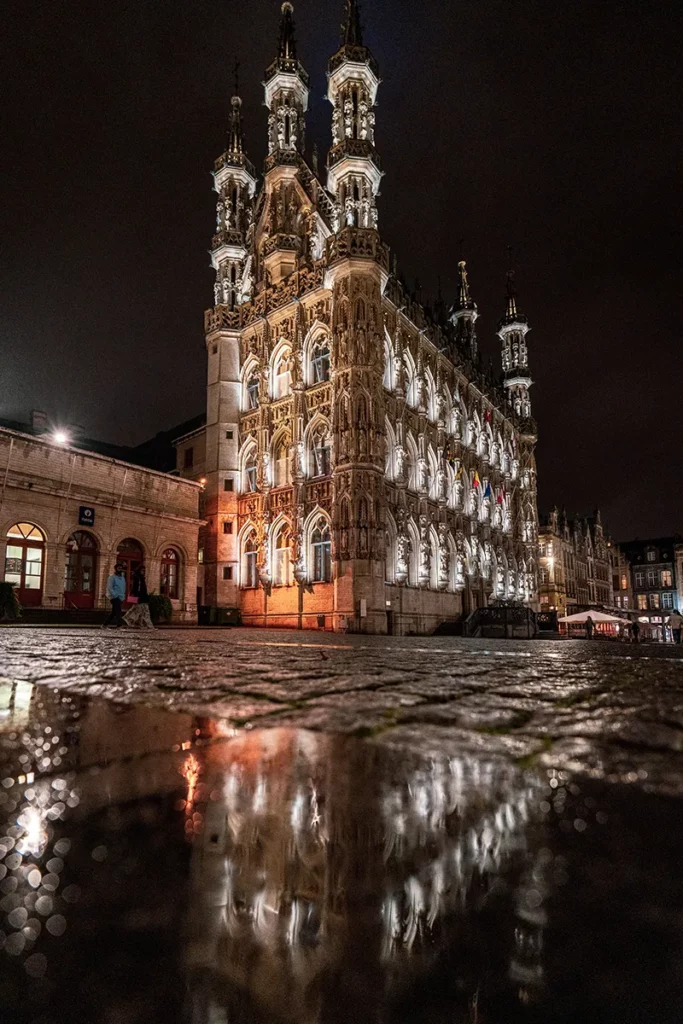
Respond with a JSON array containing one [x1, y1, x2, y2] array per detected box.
[[0, 428, 202, 621]]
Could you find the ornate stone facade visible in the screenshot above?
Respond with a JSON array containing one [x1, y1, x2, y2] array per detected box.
[[200, 1, 539, 634]]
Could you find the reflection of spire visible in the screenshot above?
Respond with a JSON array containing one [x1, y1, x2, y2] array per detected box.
[[278, 1, 297, 60], [343, 0, 363, 45]]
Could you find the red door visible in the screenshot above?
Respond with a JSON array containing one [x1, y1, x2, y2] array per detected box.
[[64, 531, 99, 609], [116, 538, 144, 605], [4, 523, 45, 607]]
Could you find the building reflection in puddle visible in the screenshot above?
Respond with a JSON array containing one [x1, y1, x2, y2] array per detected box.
[[183, 728, 549, 1023], [0, 685, 555, 1023]]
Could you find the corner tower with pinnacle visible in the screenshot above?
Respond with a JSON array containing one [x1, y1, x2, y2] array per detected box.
[[197, 1, 539, 631]]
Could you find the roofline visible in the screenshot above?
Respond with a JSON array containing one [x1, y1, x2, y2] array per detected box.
[[0, 425, 203, 489], [172, 425, 207, 447]]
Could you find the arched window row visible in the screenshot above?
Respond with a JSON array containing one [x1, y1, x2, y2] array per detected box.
[[383, 518, 525, 596], [239, 513, 333, 589], [239, 333, 333, 411], [3, 525, 185, 608]]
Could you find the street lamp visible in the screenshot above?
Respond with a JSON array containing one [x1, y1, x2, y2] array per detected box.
[[52, 430, 70, 445]]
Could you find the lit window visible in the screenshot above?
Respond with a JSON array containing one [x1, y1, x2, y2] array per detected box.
[[661, 570, 673, 587], [647, 570, 657, 588], [198, 548, 204, 564], [311, 518, 332, 583], [243, 536, 258, 588], [273, 353, 291, 399], [274, 440, 290, 488], [637, 594, 647, 610], [160, 548, 180, 600], [274, 525, 292, 586], [649, 592, 660, 609], [647, 549, 656, 562]]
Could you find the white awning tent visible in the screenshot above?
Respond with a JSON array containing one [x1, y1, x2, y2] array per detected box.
[[558, 610, 631, 625]]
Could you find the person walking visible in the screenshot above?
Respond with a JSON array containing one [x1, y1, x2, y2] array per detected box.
[[103, 563, 127, 628], [585, 615, 595, 639], [631, 619, 640, 644], [124, 565, 154, 629], [666, 609, 683, 644]]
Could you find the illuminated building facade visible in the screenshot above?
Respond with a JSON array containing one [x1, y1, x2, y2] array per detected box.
[[539, 508, 612, 615], [184, 0, 539, 634]]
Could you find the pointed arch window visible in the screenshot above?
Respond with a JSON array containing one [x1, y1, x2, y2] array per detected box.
[[273, 439, 291, 488], [243, 534, 258, 589], [311, 518, 332, 583], [247, 376, 260, 410], [311, 339, 331, 383], [244, 451, 258, 493], [273, 351, 291, 400], [311, 428, 331, 478], [273, 523, 292, 587]]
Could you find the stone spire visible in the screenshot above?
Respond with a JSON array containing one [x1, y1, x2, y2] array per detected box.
[[449, 259, 478, 362], [226, 94, 245, 158], [277, 1, 297, 60], [343, 0, 363, 45], [498, 263, 533, 422], [264, 3, 310, 162], [327, 0, 382, 231], [211, 73, 256, 310]]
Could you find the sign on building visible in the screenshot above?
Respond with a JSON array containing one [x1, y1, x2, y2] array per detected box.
[[78, 506, 95, 527]]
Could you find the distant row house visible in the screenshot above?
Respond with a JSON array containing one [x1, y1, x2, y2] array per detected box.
[[538, 508, 612, 617]]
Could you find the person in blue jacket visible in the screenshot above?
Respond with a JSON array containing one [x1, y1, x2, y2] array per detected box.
[[103, 563, 127, 628]]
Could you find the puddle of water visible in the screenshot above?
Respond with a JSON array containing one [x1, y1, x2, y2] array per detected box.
[[1, 680, 682, 1023]]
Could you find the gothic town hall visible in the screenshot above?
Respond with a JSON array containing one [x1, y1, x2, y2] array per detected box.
[[181, 1, 540, 634]]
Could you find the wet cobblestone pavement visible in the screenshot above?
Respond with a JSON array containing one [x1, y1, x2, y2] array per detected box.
[[1, 629, 683, 1023]]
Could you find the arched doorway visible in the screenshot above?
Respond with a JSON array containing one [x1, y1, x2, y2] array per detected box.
[[64, 531, 98, 609], [5, 523, 45, 607], [116, 538, 144, 605]]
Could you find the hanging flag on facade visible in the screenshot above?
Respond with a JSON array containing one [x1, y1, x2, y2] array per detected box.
[[455, 465, 463, 480], [485, 409, 492, 423], [496, 488, 504, 505], [473, 471, 481, 489], [483, 482, 492, 499]]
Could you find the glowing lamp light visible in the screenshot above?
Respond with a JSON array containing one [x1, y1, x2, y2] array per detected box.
[[52, 430, 70, 445]]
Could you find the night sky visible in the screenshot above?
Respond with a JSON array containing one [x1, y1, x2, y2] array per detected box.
[[3, 0, 681, 538]]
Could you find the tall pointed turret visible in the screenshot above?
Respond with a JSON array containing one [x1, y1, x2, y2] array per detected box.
[[343, 0, 363, 45], [498, 266, 532, 421], [327, 0, 382, 231], [211, 81, 257, 310], [449, 260, 479, 362], [264, 3, 309, 165]]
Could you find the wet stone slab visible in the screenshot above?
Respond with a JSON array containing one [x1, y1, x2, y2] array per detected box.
[[2, 629, 683, 1021]]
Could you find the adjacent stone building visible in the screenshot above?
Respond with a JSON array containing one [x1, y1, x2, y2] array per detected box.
[[538, 509, 612, 615], [0, 426, 202, 620], [181, 1, 539, 635], [618, 536, 683, 640]]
